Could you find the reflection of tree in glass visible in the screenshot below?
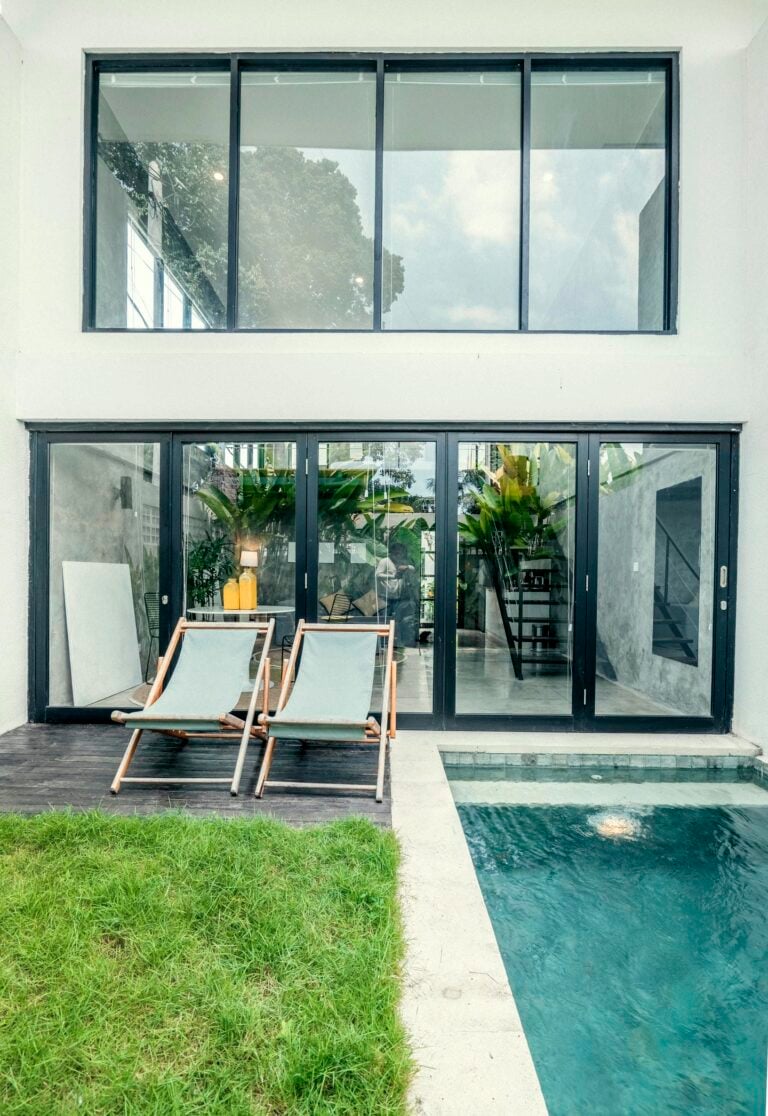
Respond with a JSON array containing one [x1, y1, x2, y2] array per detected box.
[[239, 148, 404, 327], [98, 140, 404, 328], [99, 140, 230, 326]]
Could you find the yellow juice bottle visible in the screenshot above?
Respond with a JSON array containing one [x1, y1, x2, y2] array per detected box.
[[239, 569, 257, 610], [222, 577, 240, 610]]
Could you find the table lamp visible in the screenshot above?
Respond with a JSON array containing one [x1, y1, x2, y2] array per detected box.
[[239, 548, 259, 609]]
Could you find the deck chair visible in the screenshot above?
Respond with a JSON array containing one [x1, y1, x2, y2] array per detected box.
[[110, 618, 274, 796], [255, 621, 396, 802]]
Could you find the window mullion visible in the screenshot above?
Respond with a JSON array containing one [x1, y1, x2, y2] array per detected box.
[[373, 58, 385, 331], [519, 57, 532, 332], [226, 55, 241, 331]]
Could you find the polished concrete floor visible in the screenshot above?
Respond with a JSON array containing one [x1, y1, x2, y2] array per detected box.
[[377, 646, 678, 717], [89, 642, 678, 718]]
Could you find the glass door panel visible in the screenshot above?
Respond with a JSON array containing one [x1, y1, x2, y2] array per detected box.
[[181, 440, 299, 710], [456, 441, 576, 715], [48, 441, 163, 707], [316, 440, 437, 714], [595, 441, 717, 718]]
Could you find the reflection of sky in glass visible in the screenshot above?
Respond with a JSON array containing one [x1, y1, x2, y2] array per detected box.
[[529, 68, 666, 331], [529, 149, 665, 330], [383, 151, 520, 329], [325, 442, 435, 501]]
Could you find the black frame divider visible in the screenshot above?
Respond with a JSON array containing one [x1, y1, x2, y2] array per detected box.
[[518, 57, 532, 332], [29, 422, 739, 734], [83, 50, 680, 335], [225, 56, 242, 331]]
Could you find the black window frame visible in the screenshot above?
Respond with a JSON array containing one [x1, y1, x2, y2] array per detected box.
[[83, 51, 680, 335]]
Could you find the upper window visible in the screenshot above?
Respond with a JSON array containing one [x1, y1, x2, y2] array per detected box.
[[93, 68, 230, 329], [237, 68, 377, 329], [383, 69, 521, 330], [86, 54, 677, 333], [529, 66, 668, 330]]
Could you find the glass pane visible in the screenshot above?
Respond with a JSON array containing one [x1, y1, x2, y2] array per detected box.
[[317, 441, 437, 713], [238, 69, 376, 328], [48, 442, 161, 706], [457, 442, 576, 715], [596, 442, 716, 716], [95, 70, 230, 329], [529, 67, 667, 330], [383, 69, 521, 330], [182, 442, 298, 710]]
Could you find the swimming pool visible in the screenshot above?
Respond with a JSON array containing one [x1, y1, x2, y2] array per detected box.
[[454, 771, 768, 1115]]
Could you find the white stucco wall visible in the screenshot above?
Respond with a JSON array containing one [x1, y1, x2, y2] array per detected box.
[[0, 18, 28, 733], [1, 0, 766, 735], [733, 12, 768, 745], [3, 0, 760, 425]]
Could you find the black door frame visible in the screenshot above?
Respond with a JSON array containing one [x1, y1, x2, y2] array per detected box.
[[28, 422, 739, 732]]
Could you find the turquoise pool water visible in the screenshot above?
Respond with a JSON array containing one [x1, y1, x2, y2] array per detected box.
[[458, 799, 768, 1115]]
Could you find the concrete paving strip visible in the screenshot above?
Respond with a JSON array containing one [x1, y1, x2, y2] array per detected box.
[[434, 730, 760, 756], [451, 780, 768, 807], [391, 731, 547, 1116]]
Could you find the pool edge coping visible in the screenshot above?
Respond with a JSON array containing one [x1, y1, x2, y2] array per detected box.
[[391, 731, 548, 1116]]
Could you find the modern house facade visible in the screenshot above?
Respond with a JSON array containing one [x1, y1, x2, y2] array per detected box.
[[1, 1, 767, 746]]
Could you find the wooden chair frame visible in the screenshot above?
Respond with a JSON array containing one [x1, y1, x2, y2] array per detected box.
[[255, 620, 397, 803], [110, 618, 275, 796]]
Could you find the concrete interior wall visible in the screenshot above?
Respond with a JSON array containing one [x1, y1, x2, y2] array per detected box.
[[0, 19, 28, 734]]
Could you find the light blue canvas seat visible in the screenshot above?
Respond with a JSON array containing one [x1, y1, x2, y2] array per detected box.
[[110, 619, 275, 796], [269, 630, 379, 742], [120, 628, 259, 732], [256, 621, 396, 802]]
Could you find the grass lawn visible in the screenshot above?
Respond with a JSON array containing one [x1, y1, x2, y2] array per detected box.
[[0, 811, 410, 1115]]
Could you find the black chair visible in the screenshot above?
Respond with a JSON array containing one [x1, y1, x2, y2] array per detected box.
[[143, 591, 160, 681], [318, 590, 354, 622]]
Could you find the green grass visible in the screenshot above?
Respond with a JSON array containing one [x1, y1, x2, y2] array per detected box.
[[0, 812, 410, 1115]]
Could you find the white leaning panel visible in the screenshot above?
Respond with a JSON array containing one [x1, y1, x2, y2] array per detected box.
[[62, 561, 142, 706]]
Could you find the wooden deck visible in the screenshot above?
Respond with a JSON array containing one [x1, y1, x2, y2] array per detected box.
[[0, 724, 390, 827]]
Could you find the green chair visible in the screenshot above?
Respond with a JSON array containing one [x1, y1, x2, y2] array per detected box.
[[255, 620, 396, 802], [110, 618, 275, 796]]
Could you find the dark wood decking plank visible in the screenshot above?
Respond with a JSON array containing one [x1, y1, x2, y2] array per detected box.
[[0, 725, 391, 827]]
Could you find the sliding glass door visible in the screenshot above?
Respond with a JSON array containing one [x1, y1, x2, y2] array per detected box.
[[43, 437, 170, 713], [310, 437, 439, 715], [179, 438, 303, 710], [590, 436, 728, 725], [444, 434, 584, 725], [453, 439, 578, 717], [33, 427, 736, 731]]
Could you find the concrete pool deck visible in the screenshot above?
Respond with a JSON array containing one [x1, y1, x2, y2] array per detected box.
[[391, 730, 762, 1114], [452, 780, 768, 807], [391, 731, 547, 1115], [437, 730, 761, 758]]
